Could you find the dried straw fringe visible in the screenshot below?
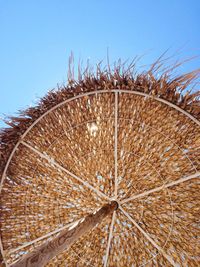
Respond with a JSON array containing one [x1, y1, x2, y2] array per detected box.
[[0, 55, 200, 181]]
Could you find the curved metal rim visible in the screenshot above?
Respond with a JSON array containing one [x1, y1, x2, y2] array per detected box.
[[1, 88, 199, 191], [0, 88, 199, 266]]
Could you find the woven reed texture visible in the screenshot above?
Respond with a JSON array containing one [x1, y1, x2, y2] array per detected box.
[[0, 60, 200, 266]]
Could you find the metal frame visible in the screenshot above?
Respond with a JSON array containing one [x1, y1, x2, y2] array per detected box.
[[114, 92, 118, 198], [121, 172, 200, 204], [1, 89, 200, 267], [21, 141, 111, 201], [9, 219, 82, 254], [119, 117, 198, 174], [103, 211, 116, 267], [119, 206, 178, 267]]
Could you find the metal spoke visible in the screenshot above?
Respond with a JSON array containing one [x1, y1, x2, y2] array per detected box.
[[21, 141, 112, 201], [9, 219, 81, 254], [0, 239, 8, 267], [120, 206, 178, 267], [121, 172, 200, 204], [114, 92, 118, 198], [103, 211, 116, 267]]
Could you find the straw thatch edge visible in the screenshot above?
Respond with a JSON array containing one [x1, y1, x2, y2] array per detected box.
[[0, 57, 200, 182]]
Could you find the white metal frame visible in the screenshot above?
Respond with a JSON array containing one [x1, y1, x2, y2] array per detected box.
[[114, 92, 118, 198], [1, 89, 200, 267], [9, 219, 82, 254], [119, 117, 198, 174], [103, 211, 116, 267], [121, 171, 200, 204], [21, 141, 111, 201], [119, 206, 178, 267]]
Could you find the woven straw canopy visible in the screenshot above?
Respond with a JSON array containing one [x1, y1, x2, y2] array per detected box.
[[0, 59, 200, 267]]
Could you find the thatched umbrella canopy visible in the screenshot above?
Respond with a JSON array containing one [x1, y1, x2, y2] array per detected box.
[[0, 57, 200, 267]]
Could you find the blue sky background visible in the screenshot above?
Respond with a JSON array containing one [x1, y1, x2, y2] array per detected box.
[[0, 0, 199, 128]]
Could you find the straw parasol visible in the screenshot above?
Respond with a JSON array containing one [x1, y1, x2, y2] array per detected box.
[[0, 56, 200, 267]]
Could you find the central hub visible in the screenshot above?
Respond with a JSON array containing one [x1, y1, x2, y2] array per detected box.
[[111, 200, 119, 210]]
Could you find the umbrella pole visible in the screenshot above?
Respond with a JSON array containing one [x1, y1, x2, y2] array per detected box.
[[10, 201, 118, 267]]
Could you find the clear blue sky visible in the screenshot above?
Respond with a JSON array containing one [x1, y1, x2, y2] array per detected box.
[[0, 0, 199, 128]]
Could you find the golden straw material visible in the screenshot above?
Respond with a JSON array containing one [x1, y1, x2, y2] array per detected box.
[[10, 201, 118, 267], [0, 58, 200, 266]]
